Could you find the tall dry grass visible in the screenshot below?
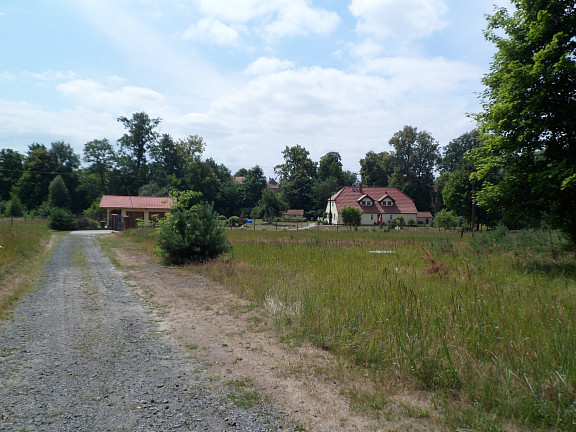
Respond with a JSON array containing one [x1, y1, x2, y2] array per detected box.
[[194, 228, 575, 431]]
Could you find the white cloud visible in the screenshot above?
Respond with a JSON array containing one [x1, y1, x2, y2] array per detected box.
[[263, 1, 339, 39], [349, 0, 449, 40], [56, 79, 166, 114], [191, 0, 339, 42], [182, 18, 240, 46], [244, 57, 294, 76]]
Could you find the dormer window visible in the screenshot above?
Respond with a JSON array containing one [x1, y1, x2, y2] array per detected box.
[[360, 199, 372, 206]]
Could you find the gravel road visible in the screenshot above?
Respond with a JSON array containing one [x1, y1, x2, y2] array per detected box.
[[0, 234, 290, 431]]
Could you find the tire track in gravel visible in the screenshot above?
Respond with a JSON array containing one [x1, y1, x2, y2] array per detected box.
[[0, 234, 291, 432]]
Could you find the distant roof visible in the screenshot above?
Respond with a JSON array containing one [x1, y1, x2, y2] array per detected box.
[[100, 195, 174, 210], [284, 209, 304, 217], [330, 186, 418, 214], [418, 211, 433, 218], [234, 176, 245, 184]]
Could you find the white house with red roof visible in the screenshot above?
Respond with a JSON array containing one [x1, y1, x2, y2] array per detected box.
[[99, 195, 175, 230], [326, 185, 419, 225]]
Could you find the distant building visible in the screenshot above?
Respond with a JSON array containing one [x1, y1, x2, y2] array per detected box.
[[267, 178, 279, 190], [99, 195, 174, 230], [326, 185, 420, 225]]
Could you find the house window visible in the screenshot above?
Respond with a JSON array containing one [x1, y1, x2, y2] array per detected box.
[[361, 199, 372, 206], [389, 215, 393, 220], [371, 215, 374, 220]]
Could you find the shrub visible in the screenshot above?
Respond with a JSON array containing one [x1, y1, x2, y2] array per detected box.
[[49, 208, 77, 231], [340, 206, 362, 228], [6, 194, 24, 218], [433, 209, 459, 230], [156, 202, 232, 265]]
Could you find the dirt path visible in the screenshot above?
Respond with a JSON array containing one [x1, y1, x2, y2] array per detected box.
[[108, 235, 442, 432], [0, 234, 288, 431]]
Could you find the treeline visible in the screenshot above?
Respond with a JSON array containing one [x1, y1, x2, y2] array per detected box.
[[0, 110, 568, 239], [0, 112, 477, 224]]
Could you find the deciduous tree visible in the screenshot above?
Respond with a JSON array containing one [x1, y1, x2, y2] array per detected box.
[[472, 0, 576, 242], [389, 125, 439, 212]]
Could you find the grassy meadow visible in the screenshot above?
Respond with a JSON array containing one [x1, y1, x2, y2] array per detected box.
[[123, 225, 576, 431], [0, 218, 53, 318]]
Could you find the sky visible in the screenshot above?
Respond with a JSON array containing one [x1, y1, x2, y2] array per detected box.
[[0, 0, 510, 179]]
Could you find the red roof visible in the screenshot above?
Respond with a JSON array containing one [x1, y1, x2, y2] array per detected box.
[[418, 211, 433, 218], [330, 186, 417, 215], [99, 195, 174, 210]]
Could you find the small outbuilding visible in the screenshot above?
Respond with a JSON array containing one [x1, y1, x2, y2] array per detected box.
[[99, 195, 175, 230]]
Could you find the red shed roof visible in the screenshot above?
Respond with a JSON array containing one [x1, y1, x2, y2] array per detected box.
[[330, 186, 417, 215], [99, 195, 174, 210]]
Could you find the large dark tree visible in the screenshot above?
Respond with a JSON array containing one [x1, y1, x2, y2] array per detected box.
[[83, 138, 115, 192], [388, 126, 439, 211], [0, 149, 24, 201], [274, 145, 317, 212], [14, 144, 55, 210], [473, 0, 576, 241], [116, 112, 161, 190], [238, 165, 267, 212], [359, 151, 394, 187]]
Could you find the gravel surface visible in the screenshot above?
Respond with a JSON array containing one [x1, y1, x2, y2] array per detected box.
[[0, 234, 291, 431]]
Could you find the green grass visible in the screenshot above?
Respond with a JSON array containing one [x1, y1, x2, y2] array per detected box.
[[109, 226, 576, 430], [196, 228, 576, 431], [0, 218, 53, 319]]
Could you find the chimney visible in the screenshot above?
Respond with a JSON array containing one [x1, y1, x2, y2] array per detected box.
[[358, 183, 363, 194]]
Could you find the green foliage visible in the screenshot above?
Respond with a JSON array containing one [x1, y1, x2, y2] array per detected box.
[[48, 175, 71, 209], [473, 1, 576, 243], [6, 194, 24, 218], [201, 229, 576, 430], [156, 202, 231, 265], [0, 148, 24, 201], [48, 207, 77, 231], [359, 150, 394, 187], [433, 209, 459, 230], [388, 126, 439, 211], [340, 206, 362, 228], [274, 145, 318, 212]]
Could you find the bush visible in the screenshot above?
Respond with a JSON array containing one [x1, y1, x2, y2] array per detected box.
[[156, 202, 232, 265], [340, 206, 362, 228], [49, 208, 77, 231]]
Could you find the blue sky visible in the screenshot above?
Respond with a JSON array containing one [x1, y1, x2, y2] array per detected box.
[[1, 0, 509, 178]]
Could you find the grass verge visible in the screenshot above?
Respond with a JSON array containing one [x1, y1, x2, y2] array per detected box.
[[0, 218, 55, 320]]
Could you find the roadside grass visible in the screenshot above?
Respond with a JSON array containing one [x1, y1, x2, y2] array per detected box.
[[108, 226, 576, 431], [0, 218, 54, 320]]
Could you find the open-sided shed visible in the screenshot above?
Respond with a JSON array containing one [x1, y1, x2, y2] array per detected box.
[[99, 195, 174, 230]]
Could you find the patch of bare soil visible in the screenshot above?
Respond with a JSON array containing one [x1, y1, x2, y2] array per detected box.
[[111, 246, 444, 432]]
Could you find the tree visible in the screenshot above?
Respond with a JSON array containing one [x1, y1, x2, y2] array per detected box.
[[14, 144, 55, 210], [0, 149, 24, 201], [472, 1, 576, 242], [254, 189, 288, 220], [7, 193, 24, 218], [238, 165, 267, 212], [388, 126, 439, 211], [116, 112, 161, 188], [438, 130, 480, 173], [274, 145, 317, 212], [433, 209, 459, 230], [156, 191, 231, 265], [48, 175, 71, 209], [340, 206, 362, 229], [359, 151, 394, 187], [83, 138, 115, 191]]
